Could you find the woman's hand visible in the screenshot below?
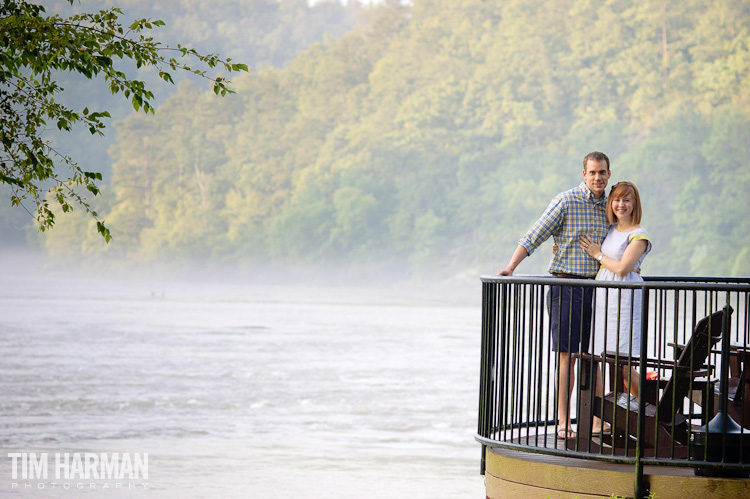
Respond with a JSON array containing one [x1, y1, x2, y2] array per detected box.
[[578, 235, 601, 259]]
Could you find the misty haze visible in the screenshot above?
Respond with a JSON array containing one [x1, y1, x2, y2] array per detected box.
[[1, 0, 749, 497]]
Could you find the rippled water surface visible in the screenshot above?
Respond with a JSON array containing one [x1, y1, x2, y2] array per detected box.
[[0, 264, 484, 498]]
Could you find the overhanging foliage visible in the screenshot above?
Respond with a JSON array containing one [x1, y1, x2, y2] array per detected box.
[[0, 0, 247, 241]]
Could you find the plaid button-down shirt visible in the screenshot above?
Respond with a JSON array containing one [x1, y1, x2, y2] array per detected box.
[[519, 182, 609, 277]]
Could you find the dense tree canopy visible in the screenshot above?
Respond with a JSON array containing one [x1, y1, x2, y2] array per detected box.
[[18, 0, 750, 278]]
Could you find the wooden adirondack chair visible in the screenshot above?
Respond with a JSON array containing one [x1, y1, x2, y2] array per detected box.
[[576, 306, 732, 458]]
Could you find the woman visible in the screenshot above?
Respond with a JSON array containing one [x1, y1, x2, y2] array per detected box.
[[579, 181, 651, 399]]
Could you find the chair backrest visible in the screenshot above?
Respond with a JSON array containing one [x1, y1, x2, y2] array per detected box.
[[657, 305, 733, 421]]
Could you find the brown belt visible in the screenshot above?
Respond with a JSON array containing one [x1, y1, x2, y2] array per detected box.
[[552, 272, 594, 280]]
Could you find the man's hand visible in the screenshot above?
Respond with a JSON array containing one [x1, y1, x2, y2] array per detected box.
[[497, 245, 529, 276]]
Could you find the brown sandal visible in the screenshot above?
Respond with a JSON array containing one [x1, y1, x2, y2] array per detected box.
[[591, 424, 612, 436], [557, 428, 576, 439]]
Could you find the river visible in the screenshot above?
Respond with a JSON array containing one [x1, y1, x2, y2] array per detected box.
[[0, 261, 484, 498]]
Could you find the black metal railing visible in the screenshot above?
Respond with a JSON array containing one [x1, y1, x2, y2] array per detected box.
[[477, 275, 750, 498]]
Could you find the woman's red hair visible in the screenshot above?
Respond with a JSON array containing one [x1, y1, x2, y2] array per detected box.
[[606, 181, 642, 225]]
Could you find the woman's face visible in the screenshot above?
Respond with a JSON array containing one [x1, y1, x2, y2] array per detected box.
[[611, 193, 634, 222]]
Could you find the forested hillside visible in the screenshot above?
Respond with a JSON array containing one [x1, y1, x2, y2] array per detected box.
[[38, 0, 750, 278], [0, 0, 360, 247]]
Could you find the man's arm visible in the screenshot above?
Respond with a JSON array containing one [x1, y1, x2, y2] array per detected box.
[[498, 244, 529, 276], [497, 193, 564, 276]]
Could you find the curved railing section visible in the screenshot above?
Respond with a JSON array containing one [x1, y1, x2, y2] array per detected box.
[[477, 275, 750, 495]]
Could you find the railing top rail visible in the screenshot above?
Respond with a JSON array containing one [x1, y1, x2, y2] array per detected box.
[[480, 274, 750, 291], [643, 276, 750, 284]]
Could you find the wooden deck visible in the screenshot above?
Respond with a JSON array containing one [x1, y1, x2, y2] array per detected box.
[[484, 441, 750, 499]]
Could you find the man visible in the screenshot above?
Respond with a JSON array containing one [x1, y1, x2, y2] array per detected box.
[[497, 151, 611, 439]]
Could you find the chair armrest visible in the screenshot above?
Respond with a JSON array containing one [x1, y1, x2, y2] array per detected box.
[[572, 352, 605, 362], [601, 351, 672, 370], [668, 341, 723, 359]]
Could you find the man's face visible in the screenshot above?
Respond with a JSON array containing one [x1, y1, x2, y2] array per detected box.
[[582, 159, 611, 198]]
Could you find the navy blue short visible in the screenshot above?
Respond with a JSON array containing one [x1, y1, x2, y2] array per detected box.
[[548, 285, 593, 353]]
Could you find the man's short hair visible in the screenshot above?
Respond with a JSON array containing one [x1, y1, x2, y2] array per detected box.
[[582, 151, 610, 171]]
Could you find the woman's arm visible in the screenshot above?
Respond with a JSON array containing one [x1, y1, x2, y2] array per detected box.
[[579, 235, 648, 277]]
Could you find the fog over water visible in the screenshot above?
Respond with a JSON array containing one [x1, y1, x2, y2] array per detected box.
[[0, 253, 484, 497]]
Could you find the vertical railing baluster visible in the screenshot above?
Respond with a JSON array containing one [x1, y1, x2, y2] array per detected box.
[[635, 284, 650, 499], [499, 282, 509, 441], [525, 284, 535, 445], [479, 281, 499, 473], [511, 284, 521, 439], [743, 292, 750, 450], [544, 283, 553, 447], [721, 293, 732, 464], [586, 284, 597, 453], [535, 283, 545, 446], [572, 283, 584, 452]]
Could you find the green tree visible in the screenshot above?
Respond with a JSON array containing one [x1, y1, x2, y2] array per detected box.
[[673, 109, 750, 275], [36, 0, 750, 278], [0, 0, 246, 241]]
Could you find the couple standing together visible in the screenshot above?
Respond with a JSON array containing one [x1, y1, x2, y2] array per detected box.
[[497, 151, 652, 439]]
